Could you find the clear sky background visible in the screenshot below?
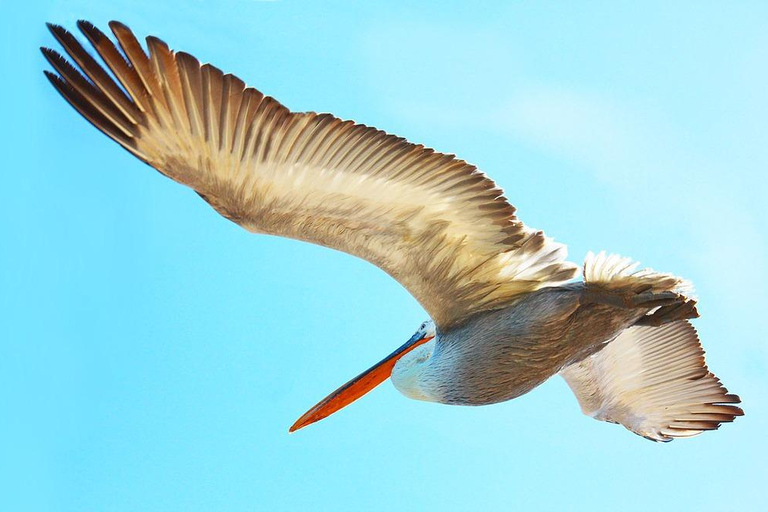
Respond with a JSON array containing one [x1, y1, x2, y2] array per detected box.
[[2, 1, 766, 511]]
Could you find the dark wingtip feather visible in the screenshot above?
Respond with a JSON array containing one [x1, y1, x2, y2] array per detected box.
[[108, 20, 131, 33], [40, 48, 69, 78], [42, 69, 61, 84], [40, 46, 63, 65], [46, 22, 72, 42], [42, 66, 136, 151], [146, 35, 170, 48], [76, 20, 101, 40], [40, 46, 55, 61]]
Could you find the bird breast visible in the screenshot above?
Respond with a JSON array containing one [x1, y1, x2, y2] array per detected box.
[[397, 286, 586, 406]]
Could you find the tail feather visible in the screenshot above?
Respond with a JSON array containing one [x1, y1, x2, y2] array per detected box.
[[584, 251, 694, 297], [583, 251, 698, 325]]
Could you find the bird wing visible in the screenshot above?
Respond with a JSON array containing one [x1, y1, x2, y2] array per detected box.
[[560, 320, 742, 442], [42, 21, 578, 330]]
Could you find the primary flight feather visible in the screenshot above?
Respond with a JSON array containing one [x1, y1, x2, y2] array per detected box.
[[42, 20, 742, 440]]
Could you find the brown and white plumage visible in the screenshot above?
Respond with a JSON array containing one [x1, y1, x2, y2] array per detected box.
[[561, 321, 742, 442], [42, 20, 577, 331], [42, 21, 742, 440]]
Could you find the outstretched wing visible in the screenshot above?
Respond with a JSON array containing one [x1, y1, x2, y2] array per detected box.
[[561, 321, 742, 442], [42, 21, 578, 330]]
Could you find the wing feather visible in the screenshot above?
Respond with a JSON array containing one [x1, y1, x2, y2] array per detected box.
[[42, 21, 579, 329], [561, 321, 742, 442]]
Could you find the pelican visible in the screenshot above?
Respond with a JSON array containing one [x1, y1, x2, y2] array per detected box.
[[41, 20, 742, 441]]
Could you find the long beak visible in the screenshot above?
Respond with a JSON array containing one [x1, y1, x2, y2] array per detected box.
[[289, 332, 434, 432]]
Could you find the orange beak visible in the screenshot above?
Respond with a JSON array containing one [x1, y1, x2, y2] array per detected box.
[[289, 333, 435, 432]]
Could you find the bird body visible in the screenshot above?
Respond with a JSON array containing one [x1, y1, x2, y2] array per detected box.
[[394, 257, 692, 408], [394, 285, 585, 406], [42, 20, 742, 442]]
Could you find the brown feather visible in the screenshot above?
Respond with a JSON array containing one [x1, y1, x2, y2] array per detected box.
[[42, 20, 578, 329]]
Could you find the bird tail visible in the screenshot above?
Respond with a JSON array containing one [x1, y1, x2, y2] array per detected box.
[[582, 251, 698, 325]]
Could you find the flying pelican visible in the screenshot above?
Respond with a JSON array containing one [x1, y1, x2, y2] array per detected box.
[[41, 21, 742, 441]]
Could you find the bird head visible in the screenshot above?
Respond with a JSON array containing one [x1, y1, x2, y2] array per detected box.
[[289, 320, 436, 432], [391, 321, 437, 400]]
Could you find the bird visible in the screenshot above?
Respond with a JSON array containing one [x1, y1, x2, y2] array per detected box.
[[41, 20, 743, 442]]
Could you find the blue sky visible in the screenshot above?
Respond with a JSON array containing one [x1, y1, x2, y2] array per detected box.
[[2, 1, 767, 510]]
